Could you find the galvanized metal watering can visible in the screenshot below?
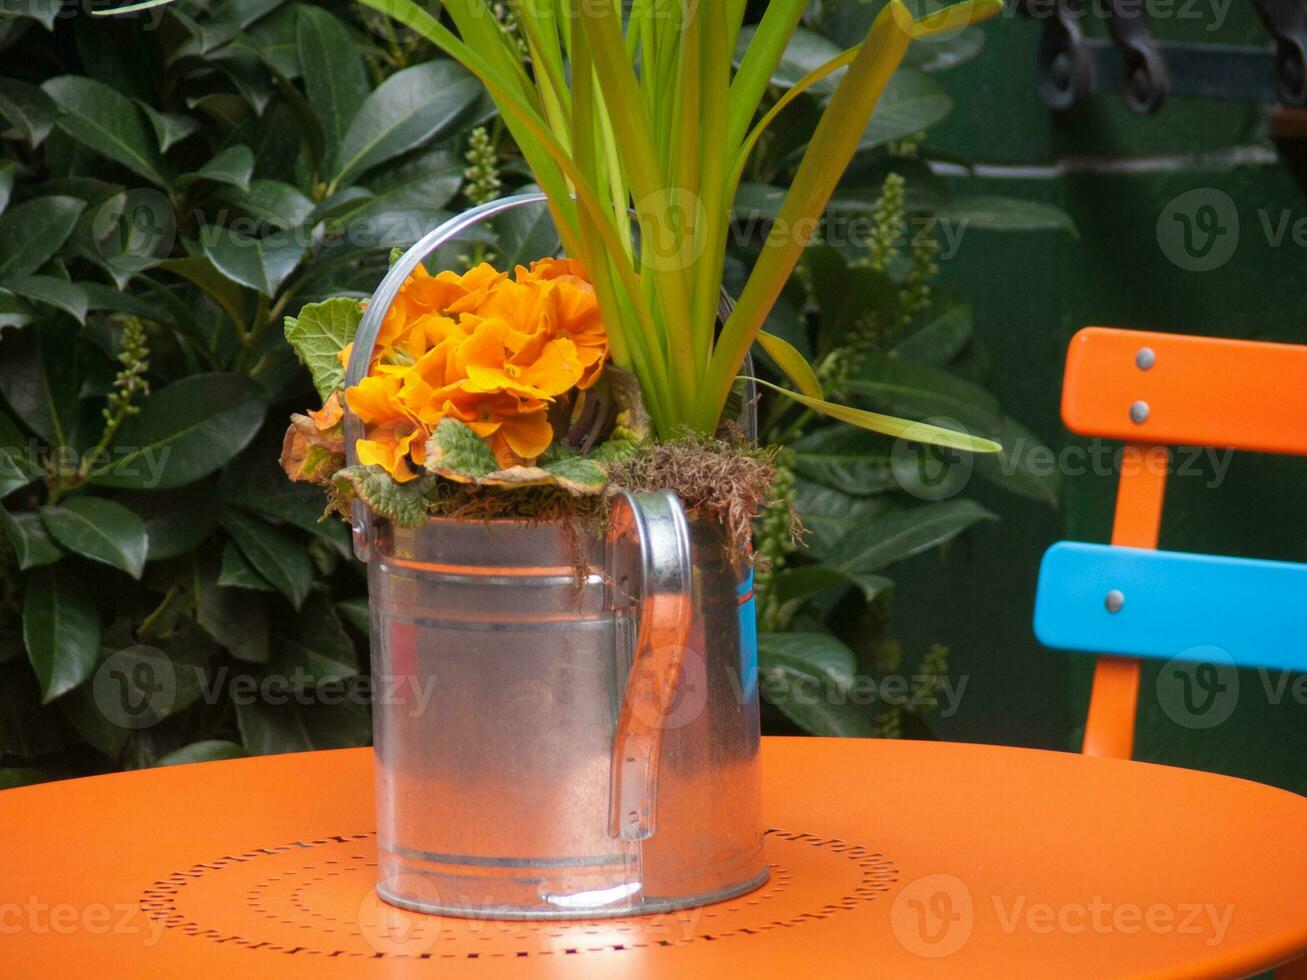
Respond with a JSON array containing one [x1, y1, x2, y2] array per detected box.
[[344, 194, 767, 919]]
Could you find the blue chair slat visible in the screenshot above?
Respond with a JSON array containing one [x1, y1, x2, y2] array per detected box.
[[1034, 542, 1307, 673]]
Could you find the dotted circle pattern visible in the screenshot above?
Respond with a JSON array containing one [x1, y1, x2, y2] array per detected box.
[[138, 828, 899, 960]]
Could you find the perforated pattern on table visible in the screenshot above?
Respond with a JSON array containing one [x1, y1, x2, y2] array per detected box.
[[137, 828, 899, 960]]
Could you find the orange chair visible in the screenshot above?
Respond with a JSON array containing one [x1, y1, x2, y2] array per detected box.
[[1034, 326, 1307, 760]]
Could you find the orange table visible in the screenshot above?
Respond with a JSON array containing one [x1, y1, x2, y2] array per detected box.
[[3, 738, 1306, 979]]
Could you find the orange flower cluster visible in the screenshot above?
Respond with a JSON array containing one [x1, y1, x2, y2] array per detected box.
[[343, 259, 608, 481]]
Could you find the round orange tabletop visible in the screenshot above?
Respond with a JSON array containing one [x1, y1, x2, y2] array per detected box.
[[2, 737, 1305, 979]]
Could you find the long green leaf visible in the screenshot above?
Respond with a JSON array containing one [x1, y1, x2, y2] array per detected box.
[[748, 377, 1002, 453]]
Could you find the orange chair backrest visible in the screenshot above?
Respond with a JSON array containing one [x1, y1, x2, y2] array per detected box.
[[1059, 327, 1307, 758]]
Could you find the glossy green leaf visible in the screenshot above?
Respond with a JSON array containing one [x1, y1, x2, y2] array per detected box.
[[365, 148, 464, 213], [0, 195, 86, 280], [220, 178, 314, 230], [789, 426, 897, 496], [0, 410, 37, 498], [296, 4, 369, 170], [192, 547, 268, 663], [0, 507, 63, 570], [136, 101, 199, 152], [0, 289, 36, 330], [0, 321, 83, 448], [3, 274, 89, 324], [0, 79, 58, 146], [816, 498, 997, 574], [40, 496, 149, 579], [117, 485, 221, 561], [221, 509, 312, 609], [792, 479, 897, 555], [158, 256, 249, 332], [858, 68, 953, 150], [157, 739, 248, 766], [331, 60, 480, 187], [758, 632, 874, 737], [935, 195, 1080, 237], [89, 373, 268, 490], [40, 76, 171, 188], [235, 690, 370, 754], [0, 159, 14, 216], [218, 538, 276, 591], [735, 25, 844, 94], [199, 224, 306, 297], [267, 592, 358, 688], [180, 144, 254, 192], [770, 564, 893, 615], [892, 300, 973, 365], [23, 565, 100, 703]]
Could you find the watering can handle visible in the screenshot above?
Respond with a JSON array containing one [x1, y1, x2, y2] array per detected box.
[[606, 490, 695, 843]]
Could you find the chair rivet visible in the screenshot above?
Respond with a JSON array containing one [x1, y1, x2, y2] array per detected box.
[[1105, 590, 1125, 613], [1136, 347, 1156, 370], [1130, 400, 1150, 424]]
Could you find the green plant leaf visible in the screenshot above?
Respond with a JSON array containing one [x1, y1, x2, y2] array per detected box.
[[1, 507, 63, 570], [192, 547, 268, 663], [221, 509, 313, 609], [817, 498, 997, 574], [198, 224, 306, 297], [219, 178, 314, 230], [3, 274, 89, 324], [336, 597, 369, 635], [858, 68, 953, 150], [0, 410, 38, 498], [789, 426, 897, 496], [331, 59, 480, 188], [9, 0, 63, 29], [158, 256, 249, 332], [218, 538, 276, 590], [759, 632, 874, 737], [235, 690, 370, 754], [0, 159, 14, 216], [0, 195, 86, 280], [0, 79, 58, 146], [330, 465, 431, 528], [23, 565, 100, 703], [423, 417, 499, 480], [756, 329, 823, 398], [39, 495, 149, 579], [179, 144, 254, 192], [751, 376, 1002, 453], [40, 76, 171, 188], [157, 739, 248, 766], [295, 4, 369, 171], [364, 148, 464, 213], [771, 564, 893, 613], [0, 321, 83, 448], [736, 24, 844, 94], [117, 485, 222, 561], [0, 289, 36, 330], [892, 300, 973, 365], [283, 297, 362, 401], [136, 101, 199, 153], [934, 194, 1080, 237], [88, 373, 268, 490], [792, 479, 896, 554], [491, 193, 562, 270], [267, 591, 358, 688]]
